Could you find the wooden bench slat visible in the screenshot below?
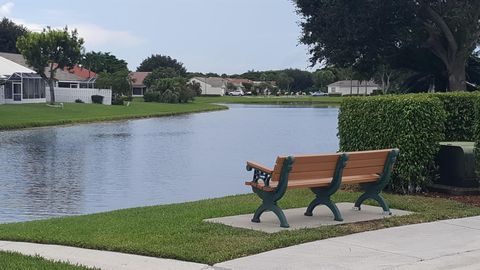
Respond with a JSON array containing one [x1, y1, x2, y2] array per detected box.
[[343, 165, 385, 176], [246, 161, 273, 174], [287, 171, 335, 181], [289, 161, 338, 172], [344, 158, 387, 168], [347, 150, 391, 161]]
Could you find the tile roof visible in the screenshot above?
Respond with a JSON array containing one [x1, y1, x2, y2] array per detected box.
[[193, 77, 227, 88], [130, 72, 151, 87], [0, 52, 88, 82], [0, 55, 35, 77]]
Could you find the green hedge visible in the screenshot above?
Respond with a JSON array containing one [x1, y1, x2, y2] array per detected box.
[[339, 95, 446, 193], [475, 99, 480, 178], [431, 92, 478, 141]]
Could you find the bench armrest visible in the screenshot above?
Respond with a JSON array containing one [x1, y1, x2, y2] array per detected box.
[[246, 161, 274, 186], [246, 161, 273, 174]]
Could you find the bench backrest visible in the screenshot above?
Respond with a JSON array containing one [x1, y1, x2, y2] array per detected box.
[[343, 149, 393, 177], [270, 153, 345, 183]]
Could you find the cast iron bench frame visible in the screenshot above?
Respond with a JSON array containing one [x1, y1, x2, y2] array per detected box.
[[245, 149, 399, 228]]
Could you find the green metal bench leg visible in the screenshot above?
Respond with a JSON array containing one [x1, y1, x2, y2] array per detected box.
[[305, 196, 343, 221], [271, 204, 290, 228], [251, 204, 268, 223], [354, 149, 399, 215], [354, 192, 391, 215]]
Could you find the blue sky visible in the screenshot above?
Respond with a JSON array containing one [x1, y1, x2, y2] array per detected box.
[[0, 0, 314, 74]]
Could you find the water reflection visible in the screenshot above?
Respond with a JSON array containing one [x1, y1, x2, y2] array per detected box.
[[0, 104, 339, 223]]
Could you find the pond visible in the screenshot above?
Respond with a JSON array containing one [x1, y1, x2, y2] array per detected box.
[[0, 104, 339, 223]]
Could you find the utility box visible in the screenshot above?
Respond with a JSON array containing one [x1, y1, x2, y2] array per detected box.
[[436, 142, 478, 188]]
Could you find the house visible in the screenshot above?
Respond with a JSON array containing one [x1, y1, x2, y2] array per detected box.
[[328, 80, 379, 96], [189, 77, 226, 96], [0, 56, 46, 104], [0, 52, 96, 89], [130, 72, 151, 96]]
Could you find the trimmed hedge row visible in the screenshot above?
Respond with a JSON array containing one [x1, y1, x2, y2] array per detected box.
[[431, 93, 478, 141], [339, 95, 447, 193], [475, 99, 480, 178]]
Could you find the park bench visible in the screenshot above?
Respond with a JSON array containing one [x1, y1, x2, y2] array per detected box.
[[245, 148, 399, 228]]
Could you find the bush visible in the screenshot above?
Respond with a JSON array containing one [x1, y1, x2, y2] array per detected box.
[[431, 92, 480, 141], [74, 99, 84, 103], [475, 99, 480, 179], [160, 89, 179, 103], [122, 95, 133, 102], [111, 98, 124, 105], [143, 92, 160, 102], [339, 95, 446, 193], [91, 95, 104, 104]]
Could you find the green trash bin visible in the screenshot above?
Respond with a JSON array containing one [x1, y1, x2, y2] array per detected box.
[[436, 142, 478, 188]]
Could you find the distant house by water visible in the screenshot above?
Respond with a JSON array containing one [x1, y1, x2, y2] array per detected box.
[[328, 80, 379, 96], [189, 77, 226, 96], [130, 72, 151, 96], [0, 55, 46, 104]]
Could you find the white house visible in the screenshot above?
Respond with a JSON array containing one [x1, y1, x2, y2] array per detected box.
[[328, 80, 379, 96], [0, 56, 46, 104], [190, 77, 226, 96]]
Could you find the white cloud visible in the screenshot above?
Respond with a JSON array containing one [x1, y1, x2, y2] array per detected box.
[[0, 2, 14, 16], [71, 23, 145, 48]]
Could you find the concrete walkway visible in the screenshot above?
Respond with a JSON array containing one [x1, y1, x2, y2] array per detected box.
[[215, 216, 480, 270], [1, 216, 479, 270]]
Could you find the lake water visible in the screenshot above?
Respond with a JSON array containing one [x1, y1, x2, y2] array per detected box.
[[0, 104, 339, 223]]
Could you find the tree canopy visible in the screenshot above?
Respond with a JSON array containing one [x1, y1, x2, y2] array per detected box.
[[294, 0, 480, 91], [137, 54, 187, 75], [0, 17, 28, 53], [81, 51, 128, 74], [17, 27, 84, 104]]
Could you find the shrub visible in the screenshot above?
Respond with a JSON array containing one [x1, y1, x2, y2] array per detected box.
[[122, 95, 133, 102], [160, 89, 179, 103], [111, 98, 124, 105], [74, 99, 84, 103], [339, 95, 446, 193], [475, 98, 480, 179], [143, 92, 160, 102], [91, 95, 104, 104], [328, 92, 342, 97], [431, 92, 480, 141]]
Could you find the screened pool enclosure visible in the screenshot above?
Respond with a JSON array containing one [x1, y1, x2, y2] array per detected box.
[[0, 72, 46, 104]]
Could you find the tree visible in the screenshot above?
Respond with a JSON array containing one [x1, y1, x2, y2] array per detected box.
[[143, 67, 183, 88], [81, 51, 128, 74], [0, 17, 28, 53], [276, 72, 294, 91], [137, 54, 187, 75], [95, 70, 132, 99], [313, 69, 336, 92], [226, 82, 238, 92], [242, 82, 253, 92], [295, 0, 480, 91], [17, 27, 84, 104]]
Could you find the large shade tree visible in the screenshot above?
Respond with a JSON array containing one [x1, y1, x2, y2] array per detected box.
[[0, 17, 28, 53], [81, 51, 128, 74], [294, 0, 480, 91], [17, 27, 84, 104], [137, 54, 187, 75]]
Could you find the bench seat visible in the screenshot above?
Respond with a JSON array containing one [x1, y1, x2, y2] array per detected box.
[[245, 148, 399, 228]]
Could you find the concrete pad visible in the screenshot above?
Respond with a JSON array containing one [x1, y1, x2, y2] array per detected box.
[[440, 216, 480, 230], [204, 203, 412, 233], [0, 241, 214, 270], [215, 216, 480, 270], [394, 249, 480, 270], [215, 239, 418, 270], [330, 218, 480, 260]]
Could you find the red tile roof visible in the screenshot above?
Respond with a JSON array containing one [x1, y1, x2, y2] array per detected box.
[[130, 72, 151, 87], [226, 78, 253, 85]]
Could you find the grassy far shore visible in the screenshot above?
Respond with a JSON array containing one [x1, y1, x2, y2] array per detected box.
[[0, 96, 341, 131], [0, 101, 226, 130], [195, 95, 342, 105], [0, 251, 97, 270], [0, 190, 478, 265]]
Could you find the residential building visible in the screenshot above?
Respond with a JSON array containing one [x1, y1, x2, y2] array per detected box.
[[0, 52, 96, 89], [130, 72, 150, 96], [328, 80, 379, 96], [0, 56, 46, 104], [190, 77, 226, 96]]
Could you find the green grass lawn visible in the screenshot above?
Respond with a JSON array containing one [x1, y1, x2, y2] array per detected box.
[[0, 251, 97, 270], [195, 95, 343, 105], [0, 101, 226, 130], [0, 190, 478, 265]]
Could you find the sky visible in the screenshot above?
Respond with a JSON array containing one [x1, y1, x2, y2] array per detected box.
[[0, 0, 315, 74]]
